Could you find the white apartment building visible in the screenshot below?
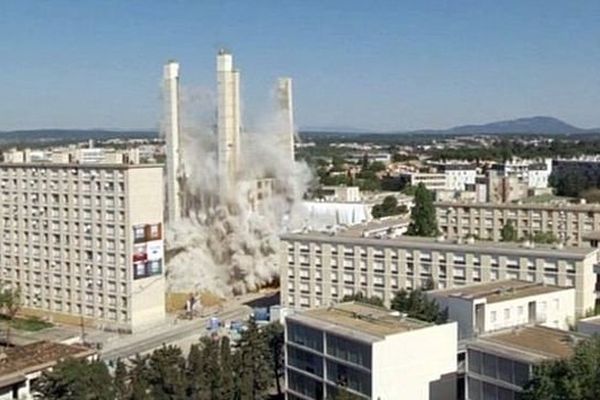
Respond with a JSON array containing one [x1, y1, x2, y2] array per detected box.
[[400, 172, 447, 191], [441, 164, 477, 192], [285, 302, 457, 400], [427, 280, 575, 340], [280, 233, 598, 315], [0, 162, 166, 332], [465, 325, 581, 400], [436, 201, 600, 246]]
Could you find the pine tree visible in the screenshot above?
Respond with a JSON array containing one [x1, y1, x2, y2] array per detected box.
[[199, 336, 222, 400], [129, 354, 152, 400], [264, 323, 284, 396], [114, 359, 129, 400], [187, 344, 208, 400], [146, 345, 187, 400], [32, 358, 115, 400], [406, 183, 438, 237], [219, 336, 236, 400], [238, 319, 273, 400]]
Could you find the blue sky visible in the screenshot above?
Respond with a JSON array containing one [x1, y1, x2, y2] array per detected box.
[[1, 0, 599, 131]]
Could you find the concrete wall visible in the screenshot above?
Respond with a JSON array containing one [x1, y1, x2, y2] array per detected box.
[[127, 167, 166, 332], [372, 322, 458, 400]]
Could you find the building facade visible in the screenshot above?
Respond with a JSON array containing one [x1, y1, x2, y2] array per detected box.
[[465, 326, 579, 400], [0, 163, 166, 332], [427, 280, 576, 340], [285, 302, 457, 400], [435, 201, 600, 246], [280, 233, 598, 315]]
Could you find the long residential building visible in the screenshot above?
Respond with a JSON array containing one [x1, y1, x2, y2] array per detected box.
[[0, 162, 166, 332], [285, 302, 457, 400], [435, 201, 600, 246], [280, 232, 599, 315]]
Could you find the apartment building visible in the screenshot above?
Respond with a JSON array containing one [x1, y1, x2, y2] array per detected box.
[[0, 162, 165, 332], [280, 232, 598, 315], [435, 201, 600, 246], [284, 302, 457, 400], [427, 280, 575, 340], [465, 326, 581, 400]]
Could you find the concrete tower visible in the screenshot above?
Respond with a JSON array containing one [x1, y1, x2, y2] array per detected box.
[[217, 49, 241, 194], [163, 60, 183, 221], [277, 77, 295, 163]]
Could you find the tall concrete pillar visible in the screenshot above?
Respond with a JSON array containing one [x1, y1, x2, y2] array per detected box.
[[217, 49, 241, 195], [163, 60, 182, 221], [277, 77, 295, 163]]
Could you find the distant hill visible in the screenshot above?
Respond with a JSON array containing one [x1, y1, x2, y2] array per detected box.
[[301, 116, 598, 137], [441, 116, 585, 135], [0, 129, 158, 146]]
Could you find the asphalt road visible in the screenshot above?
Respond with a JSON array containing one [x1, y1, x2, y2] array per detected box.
[[100, 306, 251, 361]]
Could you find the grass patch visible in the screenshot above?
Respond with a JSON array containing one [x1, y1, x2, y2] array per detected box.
[[0, 315, 53, 331]]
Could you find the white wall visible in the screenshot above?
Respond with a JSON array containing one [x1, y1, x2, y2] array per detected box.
[[127, 167, 166, 331], [372, 322, 457, 400], [484, 289, 575, 332]]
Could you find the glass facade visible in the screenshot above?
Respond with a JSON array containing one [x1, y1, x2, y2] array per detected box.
[[467, 348, 530, 400], [287, 321, 323, 352], [326, 333, 372, 369]]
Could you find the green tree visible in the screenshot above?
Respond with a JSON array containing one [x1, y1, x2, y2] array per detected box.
[[0, 286, 21, 346], [521, 335, 600, 400], [114, 359, 129, 400], [219, 336, 236, 400], [146, 345, 187, 400], [406, 183, 438, 237], [199, 337, 222, 400], [33, 358, 114, 400], [186, 343, 208, 400], [371, 195, 408, 218], [238, 319, 273, 400], [129, 355, 152, 400], [500, 222, 518, 242], [341, 292, 385, 307], [391, 289, 447, 324], [263, 323, 285, 396]]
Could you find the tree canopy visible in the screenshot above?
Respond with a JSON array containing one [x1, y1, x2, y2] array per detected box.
[[391, 288, 447, 324], [371, 195, 408, 219], [522, 335, 600, 400], [406, 183, 438, 237]]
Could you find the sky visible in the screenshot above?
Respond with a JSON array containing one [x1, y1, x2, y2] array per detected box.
[[0, 0, 599, 132]]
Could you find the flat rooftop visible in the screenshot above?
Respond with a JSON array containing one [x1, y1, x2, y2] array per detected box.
[[430, 280, 569, 304], [288, 302, 432, 343], [435, 200, 600, 212], [0, 162, 163, 169], [0, 341, 96, 386], [281, 231, 595, 259], [469, 325, 580, 364], [342, 217, 410, 238]]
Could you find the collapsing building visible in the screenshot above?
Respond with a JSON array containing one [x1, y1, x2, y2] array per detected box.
[[162, 50, 309, 297]]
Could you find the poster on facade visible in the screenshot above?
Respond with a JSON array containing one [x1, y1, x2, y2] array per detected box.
[[133, 244, 147, 262], [146, 240, 163, 261]]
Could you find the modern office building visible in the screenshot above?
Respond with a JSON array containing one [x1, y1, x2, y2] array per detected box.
[[427, 280, 575, 340], [0, 162, 166, 332], [284, 302, 457, 400], [465, 325, 581, 400], [435, 201, 600, 246], [280, 232, 598, 315]]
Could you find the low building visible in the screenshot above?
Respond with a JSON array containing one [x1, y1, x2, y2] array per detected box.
[[465, 326, 581, 400], [435, 201, 600, 247], [0, 341, 97, 400], [427, 280, 575, 340], [399, 172, 447, 191], [280, 232, 598, 315], [284, 302, 457, 400], [321, 186, 361, 202]]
